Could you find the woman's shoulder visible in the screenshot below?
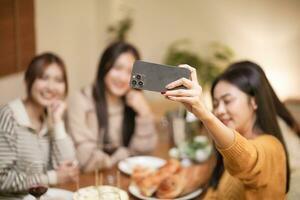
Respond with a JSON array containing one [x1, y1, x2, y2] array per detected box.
[[0, 101, 16, 132], [256, 134, 281, 142], [68, 85, 95, 110], [69, 86, 93, 102], [0, 103, 13, 118], [254, 134, 285, 153]]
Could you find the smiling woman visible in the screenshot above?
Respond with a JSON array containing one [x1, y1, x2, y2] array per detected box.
[[162, 61, 291, 199], [0, 52, 79, 200], [67, 41, 158, 173]]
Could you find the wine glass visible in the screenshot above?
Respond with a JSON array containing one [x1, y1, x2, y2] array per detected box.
[[26, 162, 48, 200], [103, 142, 118, 156]]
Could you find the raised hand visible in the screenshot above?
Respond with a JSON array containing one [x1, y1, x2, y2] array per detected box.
[[125, 90, 152, 117], [47, 100, 66, 124], [56, 160, 79, 184], [162, 65, 207, 118]]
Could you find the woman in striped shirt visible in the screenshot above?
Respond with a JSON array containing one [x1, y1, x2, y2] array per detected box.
[[0, 53, 79, 199]]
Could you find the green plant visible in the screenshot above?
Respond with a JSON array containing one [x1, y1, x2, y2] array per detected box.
[[169, 135, 212, 164], [107, 15, 133, 42], [164, 40, 234, 88]]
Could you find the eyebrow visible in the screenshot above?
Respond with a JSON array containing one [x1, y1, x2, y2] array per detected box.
[[213, 93, 232, 100]]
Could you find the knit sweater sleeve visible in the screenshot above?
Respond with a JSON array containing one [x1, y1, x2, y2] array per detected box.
[[217, 130, 286, 188], [49, 121, 77, 169], [67, 90, 112, 172], [129, 115, 158, 155]]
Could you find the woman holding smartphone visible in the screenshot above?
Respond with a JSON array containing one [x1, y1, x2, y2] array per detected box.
[[67, 41, 157, 172], [162, 61, 289, 199], [0, 53, 79, 199]]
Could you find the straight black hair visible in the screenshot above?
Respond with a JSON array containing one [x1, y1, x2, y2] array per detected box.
[[93, 41, 140, 146], [248, 64, 300, 138], [209, 61, 290, 193]]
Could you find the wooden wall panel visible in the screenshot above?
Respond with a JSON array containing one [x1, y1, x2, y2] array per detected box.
[[17, 0, 35, 72], [0, 0, 17, 76], [0, 0, 35, 77]]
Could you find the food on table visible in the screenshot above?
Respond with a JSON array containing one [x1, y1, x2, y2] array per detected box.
[[131, 165, 156, 185], [73, 185, 128, 200], [134, 159, 180, 197], [47, 198, 65, 200], [156, 169, 186, 199], [131, 159, 204, 199]]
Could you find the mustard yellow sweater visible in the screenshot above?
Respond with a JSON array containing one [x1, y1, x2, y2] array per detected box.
[[203, 131, 287, 200]]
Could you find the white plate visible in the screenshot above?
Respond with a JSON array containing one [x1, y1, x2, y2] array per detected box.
[[73, 185, 129, 200], [128, 184, 203, 200], [118, 156, 166, 175], [23, 188, 73, 200]]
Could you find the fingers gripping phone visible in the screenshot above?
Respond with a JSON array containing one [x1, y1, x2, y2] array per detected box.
[[130, 60, 191, 92]]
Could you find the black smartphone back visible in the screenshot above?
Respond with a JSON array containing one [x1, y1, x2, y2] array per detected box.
[[130, 60, 190, 92]]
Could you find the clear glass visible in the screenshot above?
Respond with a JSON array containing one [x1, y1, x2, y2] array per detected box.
[[172, 117, 186, 146], [26, 162, 48, 200]]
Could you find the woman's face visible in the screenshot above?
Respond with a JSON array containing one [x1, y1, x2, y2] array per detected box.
[[104, 52, 136, 97], [29, 63, 66, 107], [212, 80, 257, 134]]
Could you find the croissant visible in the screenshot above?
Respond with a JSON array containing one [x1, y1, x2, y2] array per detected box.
[[136, 159, 181, 197], [180, 164, 207, 195], [156, 169, 186, 199], [131, 166, 155, 185], [156, 164, 209, 198]]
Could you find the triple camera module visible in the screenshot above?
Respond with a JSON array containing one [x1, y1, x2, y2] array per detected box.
[[131, 74, 144, 89]]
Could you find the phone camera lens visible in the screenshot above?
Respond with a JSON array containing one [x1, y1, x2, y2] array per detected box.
[[136, 74, 141, 80], [131, 80, 137, 86], [138, 81, 144, 87]]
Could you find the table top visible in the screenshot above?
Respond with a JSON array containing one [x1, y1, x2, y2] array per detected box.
[[57, 130, 211, 199], [57, 133, 171, 199]]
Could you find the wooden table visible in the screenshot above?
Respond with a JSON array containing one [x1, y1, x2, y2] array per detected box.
[[57, 126, 172, 198], [57, 128, 210, 199]]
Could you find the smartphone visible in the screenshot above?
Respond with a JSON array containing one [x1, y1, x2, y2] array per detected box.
[[130, 60, 190, 92]]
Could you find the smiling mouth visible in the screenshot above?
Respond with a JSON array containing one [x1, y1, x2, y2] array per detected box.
[[220, 119, 231, 125], [41, 93, 56, 100], [113, 82, 128, 89]]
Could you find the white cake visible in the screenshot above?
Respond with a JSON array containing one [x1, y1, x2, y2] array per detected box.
[[73, 185, 129, 200]]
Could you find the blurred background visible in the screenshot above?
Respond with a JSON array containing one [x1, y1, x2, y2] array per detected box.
[[1, 0, 300, 119]]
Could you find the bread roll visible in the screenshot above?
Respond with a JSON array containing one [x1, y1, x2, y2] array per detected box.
[[181, 164, 206, 195], [156, 169, 186, 199], [157, 163, 209, 198], [131, 166, 155, 185], [136, 159, 181, 197]]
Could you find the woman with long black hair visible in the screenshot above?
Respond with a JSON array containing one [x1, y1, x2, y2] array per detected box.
[[162, 61, 290, 199], [67, 42, 157, 172], [217, 61, 300, 199]]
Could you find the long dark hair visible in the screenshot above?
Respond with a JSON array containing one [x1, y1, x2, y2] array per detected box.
[[250, 65, 300, 138], [93, 41, 140, 146], [209, 61, 290, 192]]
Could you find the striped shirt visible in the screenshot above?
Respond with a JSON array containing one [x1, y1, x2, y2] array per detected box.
[[0, 99, 76, 200]]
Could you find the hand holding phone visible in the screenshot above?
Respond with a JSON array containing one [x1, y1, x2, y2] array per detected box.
[[130, 61, 191, 92]]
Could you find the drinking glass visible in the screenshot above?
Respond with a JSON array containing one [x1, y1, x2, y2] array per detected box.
[[26, 162, 48, 200], [103, 143, 118, 156]]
